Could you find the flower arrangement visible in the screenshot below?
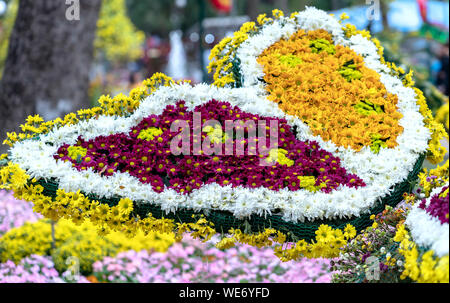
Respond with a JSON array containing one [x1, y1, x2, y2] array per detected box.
[[331, 160, 449, 283], [435, 99, 449, 133], [396, 168, 449, 282], [0, 8, 446, 261], [0, 81, 367, 258]]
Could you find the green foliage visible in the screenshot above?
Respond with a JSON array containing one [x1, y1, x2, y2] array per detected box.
[[124, 0, 343, 38], [126, 0, 210, 36], [0, 218, 174, 275], [95, 0, 145, 63], [0, 0, 18, 78]]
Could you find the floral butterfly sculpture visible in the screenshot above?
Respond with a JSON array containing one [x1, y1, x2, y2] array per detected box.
[[1, 8, 446, 260]]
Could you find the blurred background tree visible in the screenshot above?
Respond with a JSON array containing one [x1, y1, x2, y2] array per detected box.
[[0, 0, 102, 153], [0, 0, 145, 77], [0, 0, 16, 77]]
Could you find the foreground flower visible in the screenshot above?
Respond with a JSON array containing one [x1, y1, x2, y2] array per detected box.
[[0, 255, 65, 283], [397, 178, 449, 283], [92, 235, 333, 283], [332, 162, 449, 283], [0, 218, 174, 275], [0, 190, 41, 236]]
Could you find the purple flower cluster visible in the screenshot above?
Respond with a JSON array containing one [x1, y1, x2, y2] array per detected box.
[[92, 235, 332, 283], [0, 190, 42, 236], [55, 100, 365, 194], [0, 255, 64, 283], [419, 186, 449, 224]]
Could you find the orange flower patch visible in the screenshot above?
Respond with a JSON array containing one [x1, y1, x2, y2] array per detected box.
[[257, 29, 404, 152]]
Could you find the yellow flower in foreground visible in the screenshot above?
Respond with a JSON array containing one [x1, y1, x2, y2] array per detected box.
[[118, 198, 134, 215]]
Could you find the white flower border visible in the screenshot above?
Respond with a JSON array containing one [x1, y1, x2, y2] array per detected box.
[[10, 83, 426, 223], [405, 184, 449, 257], [8, 8, 430, 224]]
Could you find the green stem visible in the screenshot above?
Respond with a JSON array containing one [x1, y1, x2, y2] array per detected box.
[[51, 220, 56, 251]]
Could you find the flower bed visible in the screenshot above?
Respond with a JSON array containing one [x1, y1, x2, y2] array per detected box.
[[0, 255, 67, 283], [91, 235, 332, 283], [0, 191, 333, 283]]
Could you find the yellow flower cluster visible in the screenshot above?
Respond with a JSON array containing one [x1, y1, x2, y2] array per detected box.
[[95, 0, 145, 63], [265, 148, 294, 167], [394, 224, 449, 283], [175, 215, 216, 243], [215, 223, 357, 261], [342, 23, 371, 40], [298, 176, 327, 192], [413, 88, 448, 164], [418, 160, 449, 197], [138, 127, 163, 141], [208, 10, 291, 88], [2, 73, 177, 148], [0, 162, 29, 191], [203, 125, 229, 144], [257, 29, 403, 151], [67, 146, 88, 161], [0, 218, 174, 274], [274, 224, 357, 260], [1, 158, 358, 261], [207, 23, 254, 87], [435, 98, 449, 132]]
